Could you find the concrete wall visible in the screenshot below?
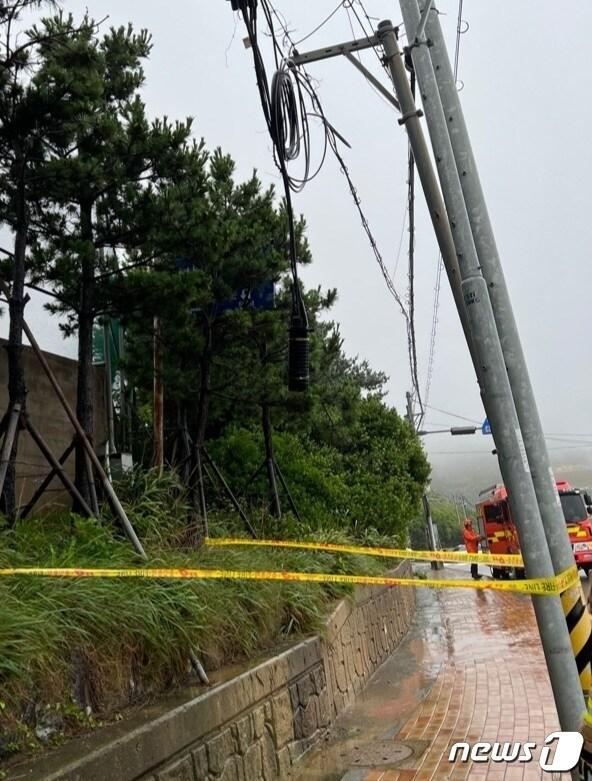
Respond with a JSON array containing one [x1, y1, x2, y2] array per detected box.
[[17, 561, 415, 781], [0, 339, 105, 511]]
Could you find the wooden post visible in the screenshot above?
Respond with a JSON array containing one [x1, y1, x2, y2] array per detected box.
[[19, 438, 76, 520], [202, 447, 257, 538], [0, 403, 22, 497], [83, 448, 100, 515], [273, 460, 302, 524], [195, 447, 208, 538], [25, 416, 94, 518], [261, 402, 281, 518]]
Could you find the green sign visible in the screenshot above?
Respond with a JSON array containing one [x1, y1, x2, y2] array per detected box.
[[92, 318, 121, 371]]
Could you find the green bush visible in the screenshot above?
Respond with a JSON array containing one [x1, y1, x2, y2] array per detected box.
[[208, 406, 429, 541]]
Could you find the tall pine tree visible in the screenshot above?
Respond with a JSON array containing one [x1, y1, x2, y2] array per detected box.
[[0, 5, 88, 515], [31, 17, 192, 507]]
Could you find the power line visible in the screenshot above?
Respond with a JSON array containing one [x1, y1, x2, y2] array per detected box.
[[342, 3, 398, 114], [293, 1, 347, 47], [423, 252, 443, 408], [237, 0, 314, 390], [425, 404, 481, 424], [392, 203, 408, 279], [426, 403, 592, 444], [546, 432, 592, 440], [430, 444, 592, 456], [342, 2, 423, 414], [260, 0, 425, 409], [453, 0, 464, 79], [348, 1, 393, 78], [453, 0, 469, 88], [545, 435, 592, 444], [354, 0, 377, 30]]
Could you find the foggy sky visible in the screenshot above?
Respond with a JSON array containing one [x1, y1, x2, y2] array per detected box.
[[7, 1, 592, 490]]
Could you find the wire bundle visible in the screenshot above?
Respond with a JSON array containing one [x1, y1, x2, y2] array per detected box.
[[235, 0, 313, 390], [233, 1, 427, 404]]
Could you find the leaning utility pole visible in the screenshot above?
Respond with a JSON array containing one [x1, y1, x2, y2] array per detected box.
[[284, 10, 585, 732], [401, 0, 591, 698], [377, 18, 584, 730]]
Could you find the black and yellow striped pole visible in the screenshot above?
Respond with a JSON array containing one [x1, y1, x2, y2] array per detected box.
[[561, 584, 592, 694]]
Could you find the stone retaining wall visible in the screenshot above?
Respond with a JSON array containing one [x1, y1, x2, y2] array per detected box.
[[17, 561, 415, 781]]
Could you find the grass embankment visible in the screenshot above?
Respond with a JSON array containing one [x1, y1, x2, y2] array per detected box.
[[0, 471, 397, 763]]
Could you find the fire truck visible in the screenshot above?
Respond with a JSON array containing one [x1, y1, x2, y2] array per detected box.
[[476, 480, 592, 579]]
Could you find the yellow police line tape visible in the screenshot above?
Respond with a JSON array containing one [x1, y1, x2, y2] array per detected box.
[[0, 564, 579, 596], [205, 536, 525, 568]]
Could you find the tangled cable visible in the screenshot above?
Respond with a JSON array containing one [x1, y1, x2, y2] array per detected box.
[[453, 0, 468, 88], [270, 68, 300, 163], [269, 64, 316, 193], [234, 0, 423, 400], [235, 0, 315, 390]]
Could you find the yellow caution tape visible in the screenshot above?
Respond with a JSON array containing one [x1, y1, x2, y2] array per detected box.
[[0, 564, 578, 596], [205, 536, 525, 568]]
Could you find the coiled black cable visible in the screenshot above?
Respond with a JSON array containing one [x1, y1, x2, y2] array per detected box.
[[235, 0, 311, 390]]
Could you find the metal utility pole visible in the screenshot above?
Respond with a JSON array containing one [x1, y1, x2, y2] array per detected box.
[[377, 18, 584, 730], [409, 0, 592, 697], [453, 496, 462, 526], [407, 392, 441, 569], [405, 390, 415, 433], [461, 496, 468, 518], [422, 493, 440, 564]]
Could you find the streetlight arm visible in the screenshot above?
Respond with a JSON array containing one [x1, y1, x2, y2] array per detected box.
[[418, 427, 477, 436]]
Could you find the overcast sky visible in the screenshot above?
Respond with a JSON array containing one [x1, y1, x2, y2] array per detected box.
[[8, 1, 592, 485]]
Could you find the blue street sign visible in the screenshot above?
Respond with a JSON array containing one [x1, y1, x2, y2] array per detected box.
[[190, 281, 276, 316], [213, 281, 275, 315], [482, 418, 492, 435], [175, 258, 275, 314]]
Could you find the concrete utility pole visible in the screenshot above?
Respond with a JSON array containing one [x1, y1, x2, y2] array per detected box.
[[409, 0, 592, 698], [377, 18, 584, 731], [407, 392, 442, 569]]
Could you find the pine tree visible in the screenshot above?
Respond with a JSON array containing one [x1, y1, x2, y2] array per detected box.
[[120, 152, 293, 525], [0, 5, 88, 515], [30, 17, 193, 508]]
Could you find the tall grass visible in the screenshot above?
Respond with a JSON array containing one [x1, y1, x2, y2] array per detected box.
[[0, 472, 393, 761]]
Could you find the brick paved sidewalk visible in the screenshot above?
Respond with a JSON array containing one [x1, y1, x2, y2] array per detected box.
[[294, 567, 573, 781]]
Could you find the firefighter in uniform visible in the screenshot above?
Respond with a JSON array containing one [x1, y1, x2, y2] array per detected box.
[[464, 518, 485, 580]]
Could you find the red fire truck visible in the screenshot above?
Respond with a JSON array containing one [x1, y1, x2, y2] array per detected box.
[[476, 480, 592, 579]]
